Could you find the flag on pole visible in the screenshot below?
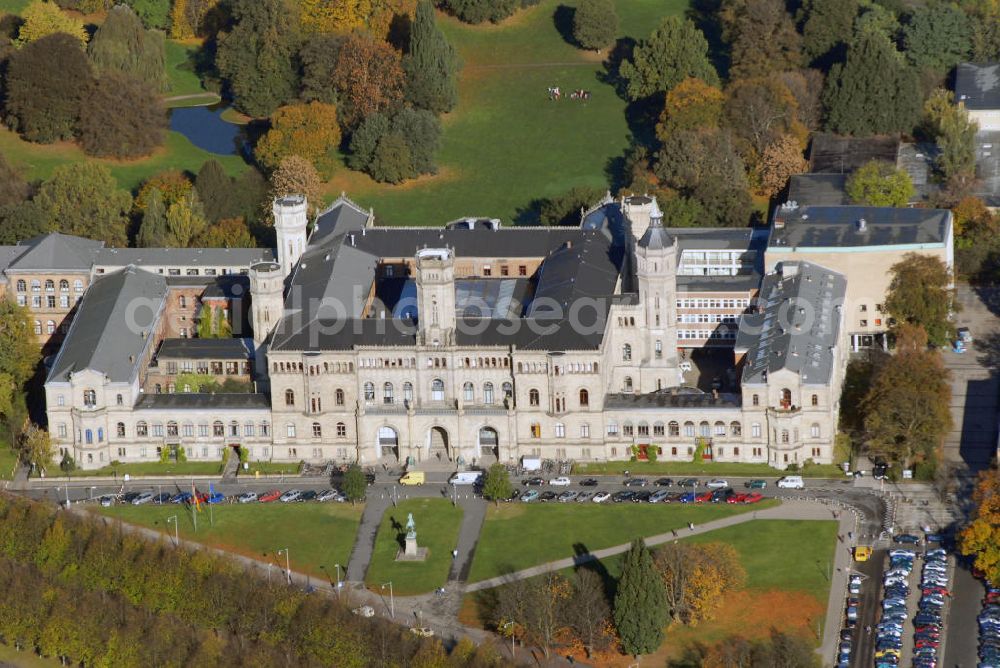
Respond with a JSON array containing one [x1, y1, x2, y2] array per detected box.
[[192, 482, 202, 512]]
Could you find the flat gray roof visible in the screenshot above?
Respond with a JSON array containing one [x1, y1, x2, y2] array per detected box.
[[736, 262, 846, 385], [956, 63, 1000, 111], [47, 267, 166, 383], [809, 133, 900, 174], [156, 338, 253, 360], [770, 205, 951, 248], [787, 174, 850, 207]]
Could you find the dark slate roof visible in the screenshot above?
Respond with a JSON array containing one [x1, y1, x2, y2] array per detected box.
[[134, 393, 270, 410], [736, 262, 846, 385], [975, 129, 1000, 207], [956, 62, 1000, 111], [202, 275, 250, 300], [770, 206, 952, 248], [786, 174, 850, 207], [311, 195, 370, 244], [809, 133, 900, 174], [604, 388, 741, 410], [10, 233, 103, 271], [156, 338, 253, 360], [676, 272, 761, 293], [94, 246, 274, 267], [0, 246, 27, 275], [47, 267, 167, 383], [346, 226, 598, 259], [272, 317, 418, 351], [528, 235, 622, 316]]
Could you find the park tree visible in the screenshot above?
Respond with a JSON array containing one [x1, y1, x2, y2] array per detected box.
[[572, 0, 618, 51], [122, 0, 172, 30], [195, 218, 256, 248], [901, 4, 971, 72], [823, 31, 921, 136], [885, 254, 955, 347], [724, 77, 805, 166], [845, 160, 915, 207], [137, 188, 168, 247], [349, 108, 441, 183], [922, 90, 978, 188], [16, 0, 87, 46], [195, 161, 267, 227], [620, 16, 719, 101], [756, 134, 808, 197], [405, 1, 459, 114], [614, 538, 666, 656], [299, 34, 343, 104], [537, 186, 605, 226], [776, 68, 824, 132], [16, 423, 53, 475], [960, 468, 1000, 586], [33, 164, 132, 247], [653, 541, 745, 624], [655, 77, 724, 142], [342, 465, 367, 504], [481, 464, 512, 504], [0, 203, 51, 245], [135, 171, 193, 215], [216, 0, 301, 118], [332, 31, 406, 128], [720, 0, 801, 78], [87, 4, 166, 90], [5, 33, 93, 143], [269, 156, 322, 215], [368, 0, 419, 43], [77, 72, 167, 159], [442, 0, 519, 24], [164, 191, 209, 248], [0, 298, 38, 427], [299, 0, 369, 33], [853, 3, 900, 43], [968, 1, 1000, 62], [0, 155, 30, 209], [567, 568, 613, 658], [169, 0, 223, 39], [255, 102, 342, 177], [863, 324, 951, 467], [798, 0, 859, 65]]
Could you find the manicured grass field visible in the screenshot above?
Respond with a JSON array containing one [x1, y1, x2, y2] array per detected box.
[[365, 498, 463, 595], [57, 459, 301, 478], [97, 502, 362, 581], [329, 0, 689, 225], [0, 126, 247, 191], [573, 460, 848, 478], [0, 0, 29, 15], [467, 498, 779, 582]]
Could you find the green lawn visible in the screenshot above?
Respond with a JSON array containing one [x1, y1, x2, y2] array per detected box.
[[0, 0, 28, 15], [0, 642, 61, 667], [573, 460, 849, 478], [329, 0, 689, 225], [467, 499, 779, 582], [365, 498, 463, 595], [57, 459, 301, 478], [165, 40, 220, 107], [0, 126, 247, 191], [97, 502, 362, 581]]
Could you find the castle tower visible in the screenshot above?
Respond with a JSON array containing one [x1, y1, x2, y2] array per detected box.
[[273, 195, 308, 279], [635, 198, 679, 388], [415, 248, 456, 346], [249, 261, 284, 382], [622, 193, 657, 242]]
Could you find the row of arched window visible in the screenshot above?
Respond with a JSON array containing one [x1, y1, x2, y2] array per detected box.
[[17, 279, 84, 293]]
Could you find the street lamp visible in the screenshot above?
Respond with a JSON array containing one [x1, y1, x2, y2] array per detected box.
[[166, 515, 179, 546], [277, 548, 291, 585], [88, 486, 96, 501], [381, 581, 394, 618], [501, 621, 515, 659]]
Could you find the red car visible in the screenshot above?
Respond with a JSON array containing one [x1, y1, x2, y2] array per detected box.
[[259, 489, 282, 503], [923, 586, 949, 596], [727, 493, 748, 504], [695, 491, 713, 503], [915, 639, 939, 649], [743, 492, 764, 504]]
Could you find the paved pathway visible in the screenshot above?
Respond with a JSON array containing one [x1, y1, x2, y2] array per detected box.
[[345, 493, 390, 582], [450, 495, 487, 582]]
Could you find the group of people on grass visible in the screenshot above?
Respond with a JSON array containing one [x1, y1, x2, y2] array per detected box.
[[547, 86, 591, 101]]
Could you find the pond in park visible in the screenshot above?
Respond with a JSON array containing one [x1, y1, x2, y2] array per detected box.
[[169, 103, 244, 156]]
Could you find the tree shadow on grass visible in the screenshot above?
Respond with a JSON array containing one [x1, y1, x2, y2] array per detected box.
[[553, 5, 577, 48], [389, 516, 404, 550], [571, 542, 618, 603]]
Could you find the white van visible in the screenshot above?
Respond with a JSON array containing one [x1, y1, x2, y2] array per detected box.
[[776, 475, 804, 489], [449, 471, 483, 485], [521, 457, 542, 472]]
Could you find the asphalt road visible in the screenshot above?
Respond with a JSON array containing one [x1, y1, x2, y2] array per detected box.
[[945, 557, 983, 668]]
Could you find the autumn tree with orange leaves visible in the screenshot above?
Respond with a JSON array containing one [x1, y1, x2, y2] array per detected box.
[[332, 32, 406, 128], [653, 541, 746, 625], [961, 468, 1000, 585]]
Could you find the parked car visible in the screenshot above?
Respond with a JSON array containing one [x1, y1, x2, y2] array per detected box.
[[576, 491, 594, 503], [522, 477, 545, 486], [727, 492, 748, 504], [153, 492, 172, 504], [592, 491, 611, 503], [280, 490, 303, 503], [121, 492, 140, 504], [611, 490, 634, 502], [205, 492, 226, 504], [743, 492, 765, 504], [99, 495, 115, 507], [894, 534, 921, 545], [632, 491, 652, 503], [259, 489, 282, 503], [695, 491, 713, 503], [677, 478, 698, 488], [170, 492, 192, 504], [521, 490, 540, 502], [539, 491, 557, 502], [678, 492, 696, 503], [649, 489, 672, 503], [549, 477, 571, 486], [299, 490, 318, 502], [654, 478, 674, 487], [316, 489, 339, 503], [776, 476, 805, 489], [506, 489, 522, 502], [711, 488, 735, 503], [706, 479, 729, 489], [745, 479, 767, 489], [578, 478, 599, 487], [132, 492, 155, 505], [557, 491, 578, 502], [623, 478, 648, 487]]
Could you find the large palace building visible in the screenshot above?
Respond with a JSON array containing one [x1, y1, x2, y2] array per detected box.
[[30, 192, 952, 470]]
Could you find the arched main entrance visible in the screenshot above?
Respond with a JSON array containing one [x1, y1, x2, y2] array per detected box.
[[427, 426, 449, 462], [478, 426, 499, 463], [377, 426, 399, 462]]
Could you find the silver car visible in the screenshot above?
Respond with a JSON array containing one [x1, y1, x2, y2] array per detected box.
[[132, 492, 155, 505], [237, 491, 258, 504], [279, 489, 302, 503]]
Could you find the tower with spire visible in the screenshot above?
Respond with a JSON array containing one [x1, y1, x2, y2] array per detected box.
[[634, 197, 680, 390]]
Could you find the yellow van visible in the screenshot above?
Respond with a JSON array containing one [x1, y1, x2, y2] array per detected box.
[[399, 471, 425, 486], [854, 546, 872, 562]]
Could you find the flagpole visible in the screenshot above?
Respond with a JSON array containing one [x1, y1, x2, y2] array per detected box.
[[191, 481, 198, 532]]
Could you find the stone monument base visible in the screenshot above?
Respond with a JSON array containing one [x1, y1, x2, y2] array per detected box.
[[395, 547, 429, 562]]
